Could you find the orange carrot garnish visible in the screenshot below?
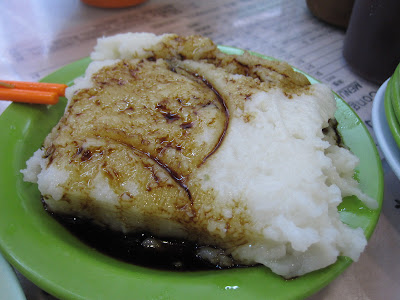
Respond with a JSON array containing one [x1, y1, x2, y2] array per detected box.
[[0, 80, 67, 96], [0, 80, 68, 105], [0, 89, 59, 105]]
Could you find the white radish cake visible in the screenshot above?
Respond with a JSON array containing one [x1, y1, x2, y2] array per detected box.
[[21, 33, 377, 278]]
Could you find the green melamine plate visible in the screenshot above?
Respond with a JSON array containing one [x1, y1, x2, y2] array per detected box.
[[0, 47, 383, 300]]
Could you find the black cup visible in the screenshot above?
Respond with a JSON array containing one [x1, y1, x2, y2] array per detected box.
[[343, 0, 400, 84]]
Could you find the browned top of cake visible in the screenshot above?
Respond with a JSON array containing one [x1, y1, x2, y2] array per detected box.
[[42, 35, 311, 247]]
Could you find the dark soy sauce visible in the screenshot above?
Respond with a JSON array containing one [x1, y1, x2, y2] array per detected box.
[[48, 211, 247, 271]]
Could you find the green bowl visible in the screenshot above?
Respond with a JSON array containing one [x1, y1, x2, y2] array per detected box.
[[385, 63, 400, 148], [0, 47, 383, 300], [384, 74, 400, 149]]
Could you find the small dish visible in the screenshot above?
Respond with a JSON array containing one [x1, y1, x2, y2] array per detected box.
[[0, 253, 26, 300], [373, 79, 400, 179]]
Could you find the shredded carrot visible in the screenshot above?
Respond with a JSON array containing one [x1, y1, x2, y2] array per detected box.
[[0, 88, 59, 105], [0, 80, 67, 96]]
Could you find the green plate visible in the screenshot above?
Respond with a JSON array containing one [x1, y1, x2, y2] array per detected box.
[[384, 75, 400, 149], [0, 47, 383, 300]]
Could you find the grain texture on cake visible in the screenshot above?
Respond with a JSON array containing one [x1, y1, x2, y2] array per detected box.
[[21, 33, 376, 278]]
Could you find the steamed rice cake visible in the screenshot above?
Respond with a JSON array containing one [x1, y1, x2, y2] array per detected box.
[[21, 33, 377, 278]]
